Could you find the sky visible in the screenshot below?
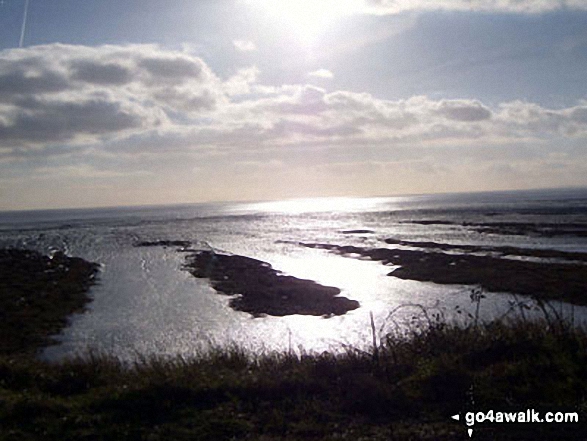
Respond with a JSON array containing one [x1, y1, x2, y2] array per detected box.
[[0, 0, 587, 210]]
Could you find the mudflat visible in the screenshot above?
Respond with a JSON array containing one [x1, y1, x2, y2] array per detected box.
[[184, 250, 360, 317], [299, 241, 587, 305]]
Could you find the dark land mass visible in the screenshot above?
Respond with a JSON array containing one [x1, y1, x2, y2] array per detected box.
[[404, 220, 454, 225], [340, 229, 375, 234], [184, 251, 359, 317], [467, 221, 587, 237], [0, 248, 99, 356], [384, 238, 587, 262], [404, 220, 587, 237], [135, 240, 192, 249], [135, 241, 359, 316], [298, 242, 587, 305]]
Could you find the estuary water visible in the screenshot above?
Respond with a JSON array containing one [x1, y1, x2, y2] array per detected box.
[[1, 188, 587, 360]]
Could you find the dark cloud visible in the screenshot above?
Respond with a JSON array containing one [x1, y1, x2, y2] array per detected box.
[[438, 101, 492, 122], [71, 61, 132, 85], [0, 98, 146, 143], [152, 87, 218, 113], [139, 55, 204, 80], [0, 68, 69, 101], [0, 44, 222, 149]]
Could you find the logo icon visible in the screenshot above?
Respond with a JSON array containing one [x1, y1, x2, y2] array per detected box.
[[451, 414, 473, 438]]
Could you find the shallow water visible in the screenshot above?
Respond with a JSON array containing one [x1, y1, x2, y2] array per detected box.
[[1, 188, 586, 360]]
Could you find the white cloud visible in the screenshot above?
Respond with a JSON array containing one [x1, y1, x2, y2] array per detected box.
[[244, 0, 587, 16], [361, 0, 587, 14], [308, 69, 334, 79], [2, 43, 587, 169], [233, 40, 257, 51], [224, 66, 259, 96]]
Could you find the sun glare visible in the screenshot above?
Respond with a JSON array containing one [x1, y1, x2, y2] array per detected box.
[[252, 0, 361, 43], [241, 196, 391, 215]]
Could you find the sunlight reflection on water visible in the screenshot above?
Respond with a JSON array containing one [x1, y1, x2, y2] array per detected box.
[[1, 191, 585, 360], [235, 196, 399, 215], [35, 230, 587, 360]]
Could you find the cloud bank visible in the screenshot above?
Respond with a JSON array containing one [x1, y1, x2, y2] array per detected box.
[[245, 0, 587, 16], [2, 43, 587, 158], [361, 0, 587, 14], [1, 43, 586, 208]]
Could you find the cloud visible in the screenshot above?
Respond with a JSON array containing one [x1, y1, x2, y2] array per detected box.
[[231, 159, 284, 172], [70, 61, 132, 85], [492, 100, 587, 137], [0, 44, 225, 150], [29, 164, 151, 180], [0, 97, 150, 144], [224, 66, 259, 96], [138, 54, 205, 80], [361, 0, 587, 14], [2, 43, 587, 166], [244, 0, 587, 16], [436, 100, 492, 122], [308, 69, 334, 79], [0, 65, 69, 100], [233, 40, 257, 51]]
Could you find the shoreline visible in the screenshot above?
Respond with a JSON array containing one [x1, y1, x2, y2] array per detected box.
[[134, 241, 361, 317], [0, 248, 99, 356], [184, 250, 360, 317], [299, 239, 587, 305]]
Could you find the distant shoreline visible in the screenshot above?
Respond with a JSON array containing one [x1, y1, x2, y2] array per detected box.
[[1, 185, 586, 215]]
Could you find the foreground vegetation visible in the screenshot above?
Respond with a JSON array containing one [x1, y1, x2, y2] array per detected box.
[[0, 248, 98, 356], [1, 315, 586, 439], [0, 248, 585, 439]]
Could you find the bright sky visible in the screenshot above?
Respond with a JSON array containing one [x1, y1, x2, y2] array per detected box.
[[1, 0, 587, 210]]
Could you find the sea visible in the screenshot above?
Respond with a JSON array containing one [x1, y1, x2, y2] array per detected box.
[[1, 187, 587, 361]]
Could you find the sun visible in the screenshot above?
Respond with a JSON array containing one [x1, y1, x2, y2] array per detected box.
[[251, 0, 361, 44]]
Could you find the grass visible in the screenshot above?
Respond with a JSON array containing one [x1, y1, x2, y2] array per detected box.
[[1, 314, 586, 440]]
